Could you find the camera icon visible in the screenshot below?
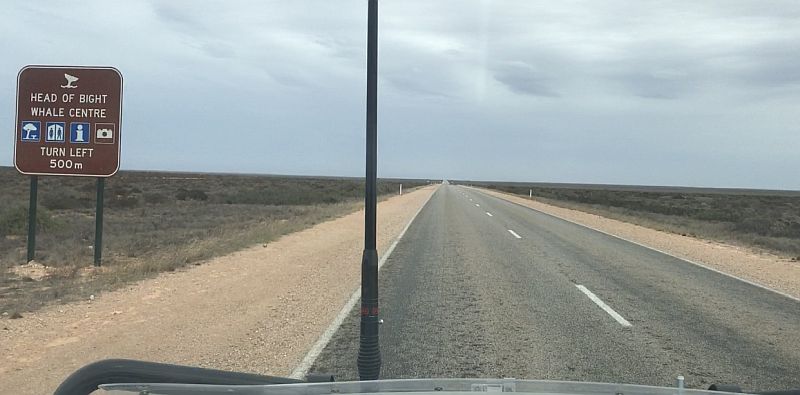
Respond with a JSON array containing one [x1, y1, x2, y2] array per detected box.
[[94, 123, 116, 144], [97, 128, 112, 139]]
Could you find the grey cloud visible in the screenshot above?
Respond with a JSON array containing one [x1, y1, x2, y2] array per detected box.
[[698, 1, 800, 20], [384, 74, 452, 97], [313, 36, 362, 61], [268, 68, 310, 88], [380, 41, 465, 98], [150, 2, 204, 31], [734, 40, 800, 86], [201, 41, 236, 59], [617, 71, 695, 100], [492, 62, 560, 97]]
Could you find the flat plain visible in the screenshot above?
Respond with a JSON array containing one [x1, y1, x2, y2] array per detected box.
[[0, 166, 430, 315]]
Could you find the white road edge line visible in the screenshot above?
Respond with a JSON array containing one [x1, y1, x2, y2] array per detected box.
[[575, 285, 632, 327], [468, 187, 800, 303], [508, 229, 522, 239], [290, 186, 439, 379], [486, 212, 493, 217]]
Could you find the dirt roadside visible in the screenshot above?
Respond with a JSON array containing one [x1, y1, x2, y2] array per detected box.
[[0, 185, 437, 395], [479, 188, 800, 300]]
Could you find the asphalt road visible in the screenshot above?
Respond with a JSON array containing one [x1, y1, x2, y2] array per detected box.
[[309, 184, 800, 391]]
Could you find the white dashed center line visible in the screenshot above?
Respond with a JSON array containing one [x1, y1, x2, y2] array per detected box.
[[575, 285, 632, 327], [486, 212, 493, 217], [507, 229, 522, 239], [475, 204, 480, 207]]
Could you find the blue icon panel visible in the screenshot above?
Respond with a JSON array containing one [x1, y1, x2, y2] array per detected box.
[[70, 122, 91, 144], [45, 122, 66, 142], [20, 121, 41, 142]]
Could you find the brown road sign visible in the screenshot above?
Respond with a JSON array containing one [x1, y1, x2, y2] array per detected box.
[[14, 65, 123, 177]]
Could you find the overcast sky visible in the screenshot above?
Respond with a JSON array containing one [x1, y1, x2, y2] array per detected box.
[[2, 1, 799, 189]]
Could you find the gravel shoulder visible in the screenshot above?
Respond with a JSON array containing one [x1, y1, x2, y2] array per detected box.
[[477, 188, 800, 301], [0, 185, 437, 395]]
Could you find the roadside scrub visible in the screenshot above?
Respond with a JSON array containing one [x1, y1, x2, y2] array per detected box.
[[0, 168, 429, 315], [474, 182, 800, 258]]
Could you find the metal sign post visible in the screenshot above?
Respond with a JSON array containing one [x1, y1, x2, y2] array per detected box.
[[358, 0, 381, 381], [26, 176, 38, 262], [94, 178, 105, 266]]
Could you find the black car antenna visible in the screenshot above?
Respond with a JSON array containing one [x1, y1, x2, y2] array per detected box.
[[357, 0, 382, 382]]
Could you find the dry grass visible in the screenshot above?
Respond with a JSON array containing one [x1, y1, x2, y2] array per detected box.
[[464, 181, 800, 258], [0, 167, 432, 314]]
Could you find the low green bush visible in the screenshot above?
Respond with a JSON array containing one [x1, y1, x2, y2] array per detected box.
[[107, 195, 140, 209], [0, 205, 60, 236], [143, 192, 169, 204], [41, 192, 93, 210]]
